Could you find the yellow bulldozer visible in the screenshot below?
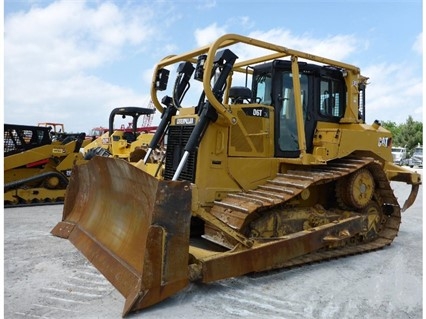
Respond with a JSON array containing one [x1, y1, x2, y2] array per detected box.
[[83, 106, 161, 163], [52, 34, 421, 317], [4, 123, 88, 206]]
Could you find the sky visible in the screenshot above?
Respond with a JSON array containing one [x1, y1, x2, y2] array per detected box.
[[2, 0, 424, 134]]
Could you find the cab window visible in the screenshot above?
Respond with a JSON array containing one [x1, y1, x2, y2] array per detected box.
[[254, 72, 272, 105], [278, 72, 308, 152], [320, 78, 344, 118]]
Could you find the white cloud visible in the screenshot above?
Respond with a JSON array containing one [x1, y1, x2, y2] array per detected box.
[[412, 32, 422, 54], [196, 0, 217, 10], [189, 27, 421, 125], [248, 28, 361, 62], [191, 26, 362, 67], [5, 2, 421, 134], [238, 16, 254, 29], [4, 0, 156, 132], [6, 72, 154, 132], [5, 1, 149, 73], [190, 27, 364, 73], [363, 62, 422, 123], [194, 23, 228, 46]]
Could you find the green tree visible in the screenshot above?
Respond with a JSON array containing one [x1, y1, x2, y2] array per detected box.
[[381, 120, 400, 142], [382, 116, 423, 155]]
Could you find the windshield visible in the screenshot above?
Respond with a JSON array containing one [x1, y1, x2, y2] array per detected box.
[[413, 148, 423, 156]]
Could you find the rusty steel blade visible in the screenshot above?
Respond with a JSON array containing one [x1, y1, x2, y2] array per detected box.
[[51, 157, 192, 316]]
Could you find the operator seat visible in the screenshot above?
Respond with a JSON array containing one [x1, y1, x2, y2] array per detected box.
[[123, 132, 137, 143], [229, 86, 252, 104]]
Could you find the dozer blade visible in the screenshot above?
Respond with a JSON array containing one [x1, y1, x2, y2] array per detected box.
[[51, 156, 192, 316]]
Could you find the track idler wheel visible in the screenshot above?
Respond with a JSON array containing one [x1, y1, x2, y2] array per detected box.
[[336, 168, 375, 209], [359, 200, 383, 241]]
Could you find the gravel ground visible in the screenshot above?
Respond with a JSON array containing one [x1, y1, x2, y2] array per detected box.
[[4, 170, 423, 319]]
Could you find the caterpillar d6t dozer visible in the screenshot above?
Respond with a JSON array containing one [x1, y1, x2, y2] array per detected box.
[[4, 124, 87, 206], [52, 34, 421, 317]]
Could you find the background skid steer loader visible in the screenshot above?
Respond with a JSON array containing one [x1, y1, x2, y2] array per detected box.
[[52, 34, 421, 317], [4, 123, 88, 206]]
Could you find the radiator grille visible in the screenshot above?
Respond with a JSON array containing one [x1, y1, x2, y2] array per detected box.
[[164, 125, 197, 181]]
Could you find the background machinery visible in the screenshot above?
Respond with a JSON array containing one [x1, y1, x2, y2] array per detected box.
[[83, 106, 161, 164], [4, 123, 88, 206], [52, 34, 421, 316], [408, 145, 423, 168]]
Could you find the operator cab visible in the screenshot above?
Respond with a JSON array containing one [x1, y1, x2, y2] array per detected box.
[[251, 60, 346, 158]]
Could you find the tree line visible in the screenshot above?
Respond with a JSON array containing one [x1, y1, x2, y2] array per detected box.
[[381, 116, 423, 155]]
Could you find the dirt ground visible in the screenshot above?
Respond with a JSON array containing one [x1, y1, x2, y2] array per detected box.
[[4, 171, 423, 319]]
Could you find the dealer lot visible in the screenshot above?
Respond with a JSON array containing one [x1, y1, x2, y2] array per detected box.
[[4, 170, 423, 319]]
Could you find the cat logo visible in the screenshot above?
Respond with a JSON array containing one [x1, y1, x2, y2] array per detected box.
[[52, 148, 66, 154], [378, 137, 390, 147], [175, 117, 196, 125]]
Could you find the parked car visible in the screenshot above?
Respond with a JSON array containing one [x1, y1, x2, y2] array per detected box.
[[408, 146, 423, 168], [391, 146, 407, 166]]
